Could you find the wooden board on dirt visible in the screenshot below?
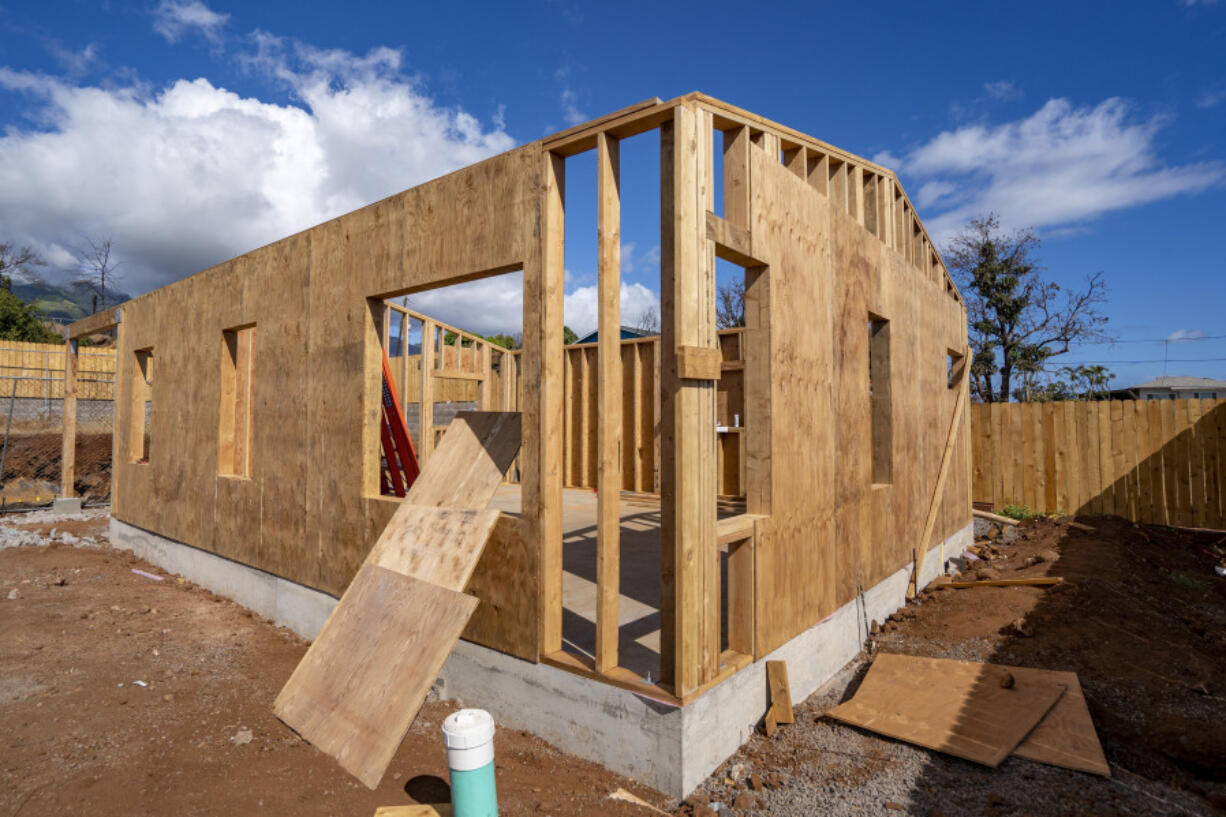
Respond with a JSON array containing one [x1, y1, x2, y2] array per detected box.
[[825, 652, 1066, 767], [1011, 668, 1110, 776], [273, 564, 478, 789]]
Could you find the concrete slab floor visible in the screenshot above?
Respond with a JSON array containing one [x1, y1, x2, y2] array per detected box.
[[486, 485, 745, 682]]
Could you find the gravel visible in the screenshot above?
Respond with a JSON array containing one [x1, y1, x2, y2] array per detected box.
[[0, 506, 109, 550], [684, 652, 1217, 817]]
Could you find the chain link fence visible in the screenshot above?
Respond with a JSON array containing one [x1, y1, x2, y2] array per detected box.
[[0, 345, 114, 511]]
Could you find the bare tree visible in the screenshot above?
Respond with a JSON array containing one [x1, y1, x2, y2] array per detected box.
[[632, 305, 660, 334], [946, 214, 1111, 403], [0, 242, 48, 286], [73, 236, 122, 313], [716, 279, 745, 329]]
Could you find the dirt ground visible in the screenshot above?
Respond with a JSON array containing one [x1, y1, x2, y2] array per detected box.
[[3, 511, 1225, 817], [0, 512, 669, 817], [683, 516, 1226, 817], [0, 432, 112, 504]]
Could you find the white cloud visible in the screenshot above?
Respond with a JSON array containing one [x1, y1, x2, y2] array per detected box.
[[620, 241, 660, 276], [406, 273, 525, 337], [982, 81, 1022, 102], [1195, 85, 1226, 109], [1165, 328, 1209, 342], [153, 0, 230, 44], [891, 97, 1224, 241], [871, 149, 902, 168], [0, 37, 515, 294], [395, 276, 661, 340], [564, 282, 660, 338], [561, 88, 586, 126]]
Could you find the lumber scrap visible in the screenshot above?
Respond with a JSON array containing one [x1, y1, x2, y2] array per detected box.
[[825, 653, 1066, 767], [374, 805, 454, 817], [938, 577, 1064, 589], [973, 508, 1021, 526], [764, 660, 793, 737], [273, 565, 478, 788]]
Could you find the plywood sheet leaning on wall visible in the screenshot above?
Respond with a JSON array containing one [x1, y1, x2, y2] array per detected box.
[[274, 411, 522, 788], [273, 564, 478, 789], [404, 411, 522, 509]]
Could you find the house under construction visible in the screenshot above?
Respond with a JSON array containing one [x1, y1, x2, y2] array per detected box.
[[61, 93, 972, 797]]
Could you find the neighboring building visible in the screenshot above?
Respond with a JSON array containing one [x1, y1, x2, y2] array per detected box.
[[1110, 376, 1226, 400], [573, 325, 655, 345]]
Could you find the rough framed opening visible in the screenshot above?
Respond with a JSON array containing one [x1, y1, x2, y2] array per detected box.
[[218, 324, 256, 478], [129, 347, 153, 465], [947, 348, 965, 390], [364, 272, 524, 500], [868, 314, 892, 485]]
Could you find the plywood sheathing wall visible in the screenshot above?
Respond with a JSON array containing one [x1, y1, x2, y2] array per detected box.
[[106, 94, 972, 674], [111, 146, 544, 661], [745, 134, 969, 656]]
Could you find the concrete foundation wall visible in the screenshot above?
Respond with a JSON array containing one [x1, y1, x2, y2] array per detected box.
[[108, 516, 972, 799]]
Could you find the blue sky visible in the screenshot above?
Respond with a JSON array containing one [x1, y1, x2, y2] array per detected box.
[[0, 0, 1223, 388]]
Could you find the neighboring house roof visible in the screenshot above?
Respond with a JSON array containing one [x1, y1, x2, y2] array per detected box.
[[1125, 376, 1226, 391], [574, 325, 655, 345]]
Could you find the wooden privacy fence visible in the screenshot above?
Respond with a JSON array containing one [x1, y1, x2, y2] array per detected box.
[[971, 399, 1226, 529], [560, 328, 747, 496], [0, 340, 116, 400]]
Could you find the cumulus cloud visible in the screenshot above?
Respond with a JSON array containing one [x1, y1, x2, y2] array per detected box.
[[890, 97, 1224, 240], [153, 0, 230, 44], [0, 36, 514, 294], [393, 276, 660, 340], [406, 273, 525, 337], [564, 282, 660, 338]]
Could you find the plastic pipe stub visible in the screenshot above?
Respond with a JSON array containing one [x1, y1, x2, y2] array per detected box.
[[442, 708, 496, 772]]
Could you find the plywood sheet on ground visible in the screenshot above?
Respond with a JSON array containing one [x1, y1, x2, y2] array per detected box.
[[1011, 668, 1110, 776], [826, 652, 1066, 767], [273, 564, 478, 789]]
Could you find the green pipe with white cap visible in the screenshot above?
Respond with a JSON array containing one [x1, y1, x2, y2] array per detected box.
[[442, 708, 498, 817]]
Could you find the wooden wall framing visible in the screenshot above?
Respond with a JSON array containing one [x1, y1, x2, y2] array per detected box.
[[69, 93, 971, 703]]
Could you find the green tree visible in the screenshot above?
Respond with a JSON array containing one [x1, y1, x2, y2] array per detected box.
[[0, 276, 61, 342], [0, 244, 60, 343], [483, 332, 521, 350], [563, 325, 578, 345], [1018, 364, 1114, 402], [947, 215, 1110, 403]]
